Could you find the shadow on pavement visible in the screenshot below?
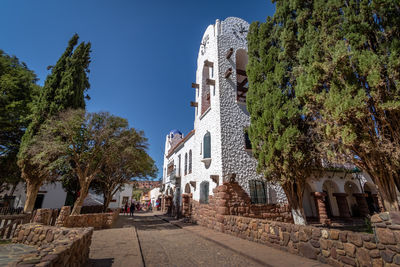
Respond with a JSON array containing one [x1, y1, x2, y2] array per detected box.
[[112, 213, 181, 231], [86, 258, 114, 267]]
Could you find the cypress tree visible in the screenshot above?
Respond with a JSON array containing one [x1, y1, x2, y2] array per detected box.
[[247, 1, 317, 224], [18, 34, 91, 212]]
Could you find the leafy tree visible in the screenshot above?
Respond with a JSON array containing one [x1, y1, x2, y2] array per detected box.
[[246, 1, 319, 224], [132, 189, 143, 202], [248, 0, 400, 214], [0, 50, 39, 194], [91, 127, 157, 211], [17, 34, 91, 212], [294, 0, 400, 211], [26, 109, 143, 215]]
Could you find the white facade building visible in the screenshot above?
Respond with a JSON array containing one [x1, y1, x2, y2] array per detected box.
[[162, 17, 286, 207], [5, 182, 67, 210], [162, 17, 381, 223]]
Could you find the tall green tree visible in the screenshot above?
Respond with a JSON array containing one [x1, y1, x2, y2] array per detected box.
[[295, 0, 400, 211], [247, 1, 318, 224], [91, 128, 157, 211], [0, 50, 38, 193], [17, 34, 91, 212]]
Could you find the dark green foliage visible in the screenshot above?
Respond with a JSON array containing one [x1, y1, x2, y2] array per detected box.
[[19, 34, 91, 165], [248, 0, 400, 212], [27, 109, 157, 214], [90, 126, 158, 211], [295, 0, 400, 211], [16, 34, 91, 212], [0, 50, 38, 191], [247, 1, 318, 222]]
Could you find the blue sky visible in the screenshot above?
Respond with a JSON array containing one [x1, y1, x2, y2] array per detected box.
[[1, 0, 275, 180]]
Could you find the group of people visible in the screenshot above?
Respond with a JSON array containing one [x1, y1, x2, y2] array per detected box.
[[122, 199, 162, 216], [123, 201, 152, 216], [123, 201, 138, 216]]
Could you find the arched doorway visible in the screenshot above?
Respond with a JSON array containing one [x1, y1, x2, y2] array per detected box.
[[322, 180, 340, 218], [303, 183, 317, 218], [344, 181, 360, 216]]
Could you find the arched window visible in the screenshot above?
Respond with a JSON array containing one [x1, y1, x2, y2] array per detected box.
[[188, 150, 192, 174], [236, 49, 248, 103], [201, 61, 213, 115], [185, 183, 191, 194], [200, 181, 209, 204], [203, 132, 211, 159], [184, 153, 188, 175]]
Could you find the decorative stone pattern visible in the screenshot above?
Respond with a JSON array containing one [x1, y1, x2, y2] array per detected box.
[[10, 223, 93, 266], [55, 206, 119, 230]]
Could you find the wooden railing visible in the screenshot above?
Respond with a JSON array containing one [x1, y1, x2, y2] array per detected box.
[[0, 207, 24, 215], [0, 214, 31, 240]]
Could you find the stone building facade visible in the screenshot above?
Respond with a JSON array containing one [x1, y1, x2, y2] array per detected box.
[[161, 17, 386, 224]]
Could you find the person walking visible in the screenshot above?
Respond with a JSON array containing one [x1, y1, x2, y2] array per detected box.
[[130, 201, 135, 216], [124, 201, 129, 215]]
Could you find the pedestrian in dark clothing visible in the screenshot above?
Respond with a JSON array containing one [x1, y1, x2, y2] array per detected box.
[[124, 202, 129, 215], [130, 202, 135, 216]]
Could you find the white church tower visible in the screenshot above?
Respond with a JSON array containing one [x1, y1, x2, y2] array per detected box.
[[161, 17, 286, 209]]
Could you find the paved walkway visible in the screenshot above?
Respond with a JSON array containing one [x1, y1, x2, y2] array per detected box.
[[86, 216, 143, 267], [87, 212, 329, 267]]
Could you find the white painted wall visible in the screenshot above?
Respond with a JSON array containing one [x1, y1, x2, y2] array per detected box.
[[5, 182, 67, 209]]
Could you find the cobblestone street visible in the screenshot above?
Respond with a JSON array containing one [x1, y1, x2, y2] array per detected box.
[[87, 212, 328, 267]]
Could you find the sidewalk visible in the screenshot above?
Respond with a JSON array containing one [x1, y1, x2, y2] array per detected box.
[[156, 213, 328, 267], [86, 215, 144, 267]]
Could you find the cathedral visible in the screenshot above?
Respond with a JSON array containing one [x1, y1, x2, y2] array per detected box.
[[161, 17, 382, 224]]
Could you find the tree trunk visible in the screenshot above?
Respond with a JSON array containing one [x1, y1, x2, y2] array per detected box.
[[368, 168, 399, 212], [282, 181, 307, 225], [24, 179, 42, 213], [291, 208, 307, 225], [103, 191, 112, 212], [71, 183, 89, 215]]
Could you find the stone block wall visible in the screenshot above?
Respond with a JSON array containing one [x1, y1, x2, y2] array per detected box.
[[55, 206, 119, 229], [222, 182, 292, 221], [190, 182, 292, 225], [31, 208, 59, 226], [162, 195, 172, 213], [189, 182, 400, 266], [222, 216, 400, 267], [182, 193, 192, 218], [11, 223, 93, 266], [371, 212, 400, 265]]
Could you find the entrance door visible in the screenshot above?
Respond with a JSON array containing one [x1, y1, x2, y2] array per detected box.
[[34, 194, 45, 210]]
